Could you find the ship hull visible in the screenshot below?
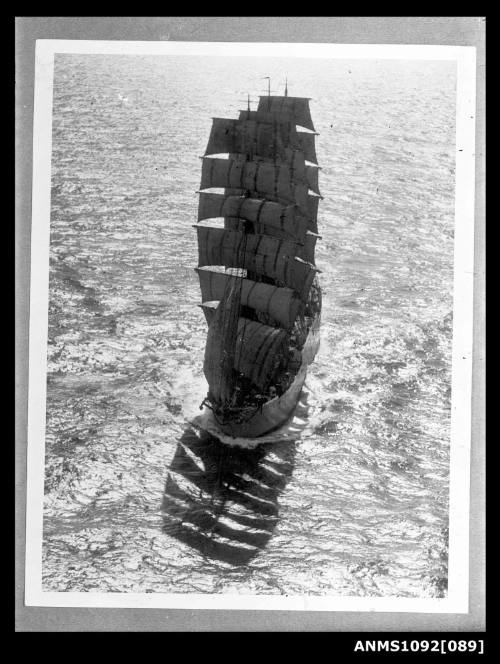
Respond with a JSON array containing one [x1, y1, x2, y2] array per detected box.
[[192, 312, 320, 446]]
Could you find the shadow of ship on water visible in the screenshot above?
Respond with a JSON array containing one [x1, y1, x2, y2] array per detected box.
[[161, 426, 297, 566]]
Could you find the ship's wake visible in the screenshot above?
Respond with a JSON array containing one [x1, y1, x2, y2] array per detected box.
[[161, 426, 296, 566]]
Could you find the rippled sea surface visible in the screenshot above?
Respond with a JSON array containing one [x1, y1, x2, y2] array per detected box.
[[43, 54, 456, 597]]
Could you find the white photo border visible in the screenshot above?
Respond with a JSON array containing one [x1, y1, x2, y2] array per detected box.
[[25, 40, 477, 613]]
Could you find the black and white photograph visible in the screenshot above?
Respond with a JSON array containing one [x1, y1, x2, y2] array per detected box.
[[21, 35, 478, 616]]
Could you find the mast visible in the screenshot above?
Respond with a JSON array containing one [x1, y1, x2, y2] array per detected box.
[[263, 76, 271, 111]]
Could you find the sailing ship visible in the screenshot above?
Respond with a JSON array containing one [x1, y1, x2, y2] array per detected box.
[[193, 81, 322, 442]]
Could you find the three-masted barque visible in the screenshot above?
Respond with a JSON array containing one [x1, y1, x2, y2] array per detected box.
[[193, 83, 322, 442]]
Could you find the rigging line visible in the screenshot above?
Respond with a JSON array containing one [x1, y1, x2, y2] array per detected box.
[[256, 199, 267, 225], [257, 332, 286, 390], [253, 161, 260, 191], [239, 160, 246, 189], [273, 163, 280, 199], [227, 158, 235, 189]]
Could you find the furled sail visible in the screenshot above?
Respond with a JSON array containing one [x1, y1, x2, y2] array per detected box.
[[196, 226, 317, 301], [256, 95, 315, 132], [196, 266, 302, 330], [197, 193, 309, 243]]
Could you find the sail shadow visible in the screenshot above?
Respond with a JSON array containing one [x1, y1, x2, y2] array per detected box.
[[161, 426, 296, 566]]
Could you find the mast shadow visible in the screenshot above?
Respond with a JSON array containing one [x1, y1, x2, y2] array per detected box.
[[161, 426, 297, 566]]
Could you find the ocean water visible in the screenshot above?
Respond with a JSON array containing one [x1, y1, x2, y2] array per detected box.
[[43, 54, 456, 597]]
